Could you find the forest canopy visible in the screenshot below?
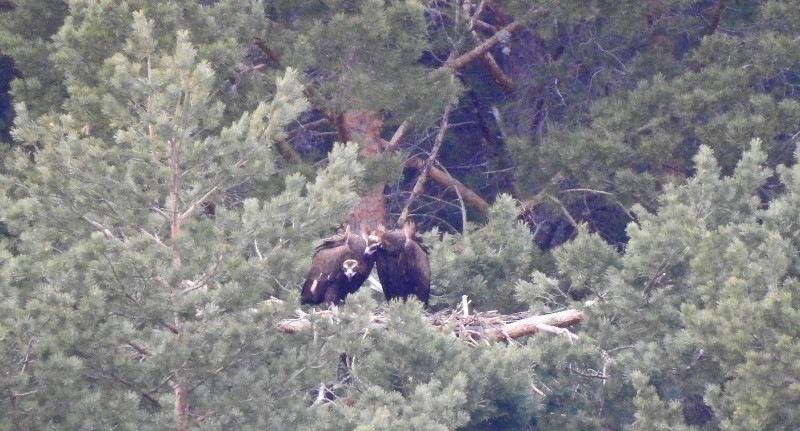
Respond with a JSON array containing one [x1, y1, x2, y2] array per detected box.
[[1, 1, 800, 430]]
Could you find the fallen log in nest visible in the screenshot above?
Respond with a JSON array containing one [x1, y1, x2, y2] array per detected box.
[[277, 301, 583, 344]]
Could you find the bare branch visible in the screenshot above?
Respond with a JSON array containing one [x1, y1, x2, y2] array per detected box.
[[445, 21, 523, 70], [181, 255, 223, 294], [135, 227, 169, 249], [384, 118, 411, 153], [469, 1, 488, 31], [546, 193, 579, 227], [480, 309, 584, 342], [178, 185, 221, 224], [151, 206, 169, 220], [398, 105, 452, 226], [406, 157, 490, 219], [481, 52, 515, 91], [82, 216, 131, 251]]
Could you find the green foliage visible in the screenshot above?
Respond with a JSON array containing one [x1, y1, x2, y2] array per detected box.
[[0, 0, 69, 117], [427, 194, 539, 312], [523, 140, 800, 429], [4, 0, 800, 430]]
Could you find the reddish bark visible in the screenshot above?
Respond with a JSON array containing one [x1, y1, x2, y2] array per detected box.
[[342, 110, 387, 227]]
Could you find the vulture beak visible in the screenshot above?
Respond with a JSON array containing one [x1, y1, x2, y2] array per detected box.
[[365, 235, 381, 256]]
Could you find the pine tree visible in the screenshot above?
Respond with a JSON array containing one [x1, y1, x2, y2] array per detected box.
[[4, 1, 800, 430], [0, 5, 544, 430]]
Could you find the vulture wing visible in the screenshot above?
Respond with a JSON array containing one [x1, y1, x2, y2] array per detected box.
[[301, 245, 349, 305], [301, 226, 374, 305], [403, 240, 430, 307]]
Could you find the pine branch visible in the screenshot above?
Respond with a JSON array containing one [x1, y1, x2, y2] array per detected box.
[[274, 138, 303, 164]]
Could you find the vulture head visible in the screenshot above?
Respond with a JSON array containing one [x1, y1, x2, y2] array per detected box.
[[342, 259, 359, 281]]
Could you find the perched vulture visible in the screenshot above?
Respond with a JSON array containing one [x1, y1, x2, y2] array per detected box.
[[301, 225, 374, 306], [367, 222, 430, 307]]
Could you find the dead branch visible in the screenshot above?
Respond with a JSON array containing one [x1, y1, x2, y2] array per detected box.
[[277, 307, 583, 343], [398, 105, 452, 226], [384, 118, 410, 153], [481, 52, 515, 91], [178, 185, 221, 224], [445, 21, 523, 70], [481, 310, 583, 342], [135, 226, 169, 249], [406, 157, 490, 219], [180, 255, 223, 294], [518, 172, 566, 216]]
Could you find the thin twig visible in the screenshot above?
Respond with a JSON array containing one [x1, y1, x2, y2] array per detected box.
[[398, 105, 452, 226]]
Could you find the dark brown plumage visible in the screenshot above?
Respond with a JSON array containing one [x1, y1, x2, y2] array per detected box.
[[301, 225, 374, 306], [367, 223, 430, 307]]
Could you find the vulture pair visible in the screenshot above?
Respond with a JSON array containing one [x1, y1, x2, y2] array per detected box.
[[301, 223, 430, 307]]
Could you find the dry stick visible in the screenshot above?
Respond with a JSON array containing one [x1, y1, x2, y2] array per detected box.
[[383, 118, 410, 153], [546, 193, 579, 228], [481, 52, 515, 91], [380, 120, 489, 219], [463, 3, 515, 92], [397, 105, 453, 226], [480, 309, 583, 342], [469, 0, 488, 31], [518, 172, 566, 216], [82, 216, 130, 250], [405, 157, 490, 218], [445, 21, 523, 70], [443, 162, 469, 230], [179, 185, 221, 224]]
